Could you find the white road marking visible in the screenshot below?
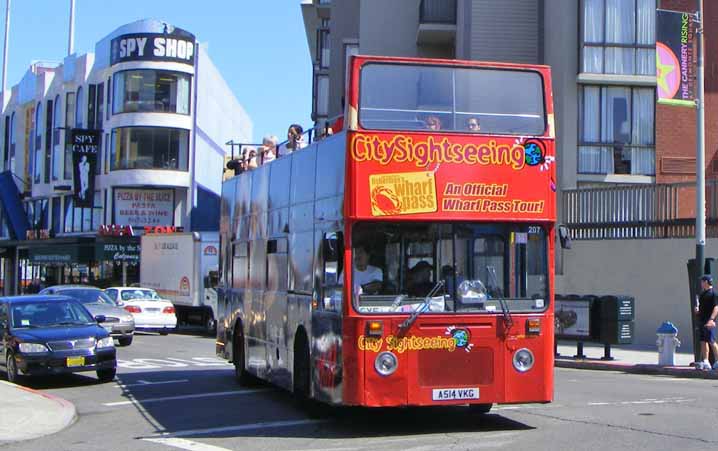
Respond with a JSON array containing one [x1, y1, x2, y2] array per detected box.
[[117, 357, 232, 370], [145, 419, 329, 439], [142, 437, 232, 451], [587, 397, 694, 407], [103, 388, 270, 407], [114, 379, 189, 388]]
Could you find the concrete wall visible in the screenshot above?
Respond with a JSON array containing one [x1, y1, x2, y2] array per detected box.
[[328, 0, 359, 119], [360, 0, 421, 57], [556, 238, 718, 352]]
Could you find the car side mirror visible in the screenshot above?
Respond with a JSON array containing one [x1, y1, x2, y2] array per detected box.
[[116, 301, 124, 307], [95, 315, 107, 323]]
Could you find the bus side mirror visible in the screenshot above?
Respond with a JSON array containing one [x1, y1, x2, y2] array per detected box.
[[558, 225, 572, 250], [322, 232, 343, 262]]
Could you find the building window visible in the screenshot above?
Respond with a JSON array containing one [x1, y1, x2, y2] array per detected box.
[[64, 92, 76, 179], [75, 87, 84, 128], [24, 198, 48, 229], [578, 85, 655, 175], [52, 95, 62, 180], [63, 192, 102, 233], [111, 127, 189, 171], [44, 99, 53, 183], [317, 28, 330, 69], [581, 0, 656, 75], [32, 103, 42, 184], [97, 82, 104, 130], [314, 74, 329, 118], [113, 70, 191, 115]]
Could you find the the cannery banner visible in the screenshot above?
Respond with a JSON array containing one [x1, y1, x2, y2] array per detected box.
[[656, 9, 695, 107], [71, 129, 100, 208]]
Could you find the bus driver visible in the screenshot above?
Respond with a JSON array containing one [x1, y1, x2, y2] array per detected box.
[[346, 244, 383, 296]]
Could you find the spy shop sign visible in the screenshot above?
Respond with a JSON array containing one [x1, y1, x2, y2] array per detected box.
[[111, 29, 196, 66]]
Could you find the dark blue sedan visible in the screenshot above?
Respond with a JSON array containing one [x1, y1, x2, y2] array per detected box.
[[0, 295, 117, 384]]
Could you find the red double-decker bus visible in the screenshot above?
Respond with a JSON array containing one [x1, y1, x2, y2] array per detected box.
[[217, 55, 556, 411]]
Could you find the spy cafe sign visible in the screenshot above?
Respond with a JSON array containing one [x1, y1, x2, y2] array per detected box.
[[111, 27, 196, 66]]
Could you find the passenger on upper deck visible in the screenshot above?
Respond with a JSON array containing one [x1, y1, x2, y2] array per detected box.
[[261, 135, 278, 164], [424, 115, 442, 131], [285, 124, 307, 154], [465, 117, 481, 132], [245, 147, 259, 170]]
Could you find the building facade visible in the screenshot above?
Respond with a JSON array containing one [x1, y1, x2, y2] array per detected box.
[[300, 0, 718, 347], [0, 19, 251, 294]]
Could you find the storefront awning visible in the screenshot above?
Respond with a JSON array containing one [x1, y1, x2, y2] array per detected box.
[[28, 245, 94, 264], [95, 239, 140, 263]]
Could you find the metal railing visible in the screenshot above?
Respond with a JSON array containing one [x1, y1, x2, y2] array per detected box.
[[419, 0, 457, 24], [562, 181, 718, 240]]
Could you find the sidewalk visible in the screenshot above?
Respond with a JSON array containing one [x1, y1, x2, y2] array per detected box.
[[0, 380, 77, 444], [555, 341, 718, 379]]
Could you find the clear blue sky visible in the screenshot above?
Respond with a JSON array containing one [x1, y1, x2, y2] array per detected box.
[[1, 0, 312, 143]]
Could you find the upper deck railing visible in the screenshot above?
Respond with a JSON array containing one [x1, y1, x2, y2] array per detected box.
[[562, 181, 718, 240]]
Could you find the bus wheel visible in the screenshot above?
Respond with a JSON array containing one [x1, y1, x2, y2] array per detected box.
[[293, 332, 325, 417], [233, 324, 253, 386], [469, 403, 493, 414]]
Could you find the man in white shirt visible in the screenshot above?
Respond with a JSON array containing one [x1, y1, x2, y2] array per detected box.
[[350, 245, 382, 296]]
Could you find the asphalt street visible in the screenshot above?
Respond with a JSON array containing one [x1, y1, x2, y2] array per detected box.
[[2, 331, 717, 451]]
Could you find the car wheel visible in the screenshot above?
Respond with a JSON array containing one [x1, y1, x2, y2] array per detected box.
[[159, 330, 169, 336], [118, 336, 133, 346], [6, 352, 20, 384], [205, 316, 216, 335], [97, 368, 117, 383]]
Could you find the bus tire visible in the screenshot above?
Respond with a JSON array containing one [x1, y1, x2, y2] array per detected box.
[[233, 323, 253, 386], [469, 403, 493, 414], [293, 331, 325, 417]]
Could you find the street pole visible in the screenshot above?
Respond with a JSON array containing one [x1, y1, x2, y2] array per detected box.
[[68, 0, 75, 56], [1, 0, 10, 110], [694, 0, 706, 362]]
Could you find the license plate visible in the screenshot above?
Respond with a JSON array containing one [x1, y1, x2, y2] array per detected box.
[[66, 356, 85, 367], [146, 308, 161, 314], [432, 387, 480, 401]]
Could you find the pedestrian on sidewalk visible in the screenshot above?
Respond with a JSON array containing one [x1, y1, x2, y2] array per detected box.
[[695, 275, 718, 370]]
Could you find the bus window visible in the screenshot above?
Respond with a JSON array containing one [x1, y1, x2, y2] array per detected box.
[[322, 232, 344, 312], [267, 238, 288, 292], [359, 63, 546, 136], [351, 222, 548, 314]]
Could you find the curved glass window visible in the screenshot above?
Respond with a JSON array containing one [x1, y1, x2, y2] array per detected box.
[[113, 70, 191, 115], [33, 102, 42, 183], [52, 95, 62, 180], [111, 127, 189, 171]]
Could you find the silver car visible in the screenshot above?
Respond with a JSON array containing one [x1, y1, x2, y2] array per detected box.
[[39, 285, 136, 346]]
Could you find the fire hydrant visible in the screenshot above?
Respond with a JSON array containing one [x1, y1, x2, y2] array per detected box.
[[656, 321, 680, 366]]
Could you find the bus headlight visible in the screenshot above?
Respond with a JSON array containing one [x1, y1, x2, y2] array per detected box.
[[374, 351, 398, 376], [512, 348, 534, 372]]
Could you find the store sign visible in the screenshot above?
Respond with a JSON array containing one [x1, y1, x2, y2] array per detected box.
[[98, 224, 135, 237], [144, 225, 184, 234], [110, 28, 196, 66], [95, 242, 140, 262], [114, 188, 174, 228], [71, 129, 100, 208], [28, 245, 93, 264]]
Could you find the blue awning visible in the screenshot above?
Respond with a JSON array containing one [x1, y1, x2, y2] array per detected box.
[[0, 171, 29, 240]]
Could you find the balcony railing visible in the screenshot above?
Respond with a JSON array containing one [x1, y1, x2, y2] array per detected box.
[[562, 181, 718, 240], [420, 0, 457, 24]]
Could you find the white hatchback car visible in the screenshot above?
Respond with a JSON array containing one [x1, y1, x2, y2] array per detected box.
[[104, 287, 177, 335]]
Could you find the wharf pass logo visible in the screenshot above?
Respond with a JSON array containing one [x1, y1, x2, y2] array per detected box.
[[369, 171, 437, 216], [352, 134, 546, 170]]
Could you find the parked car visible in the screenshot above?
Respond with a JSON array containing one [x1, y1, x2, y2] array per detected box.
[[104, 287, 177, 335], [39, 286, 135, 346], [0, 295, 117, 384]]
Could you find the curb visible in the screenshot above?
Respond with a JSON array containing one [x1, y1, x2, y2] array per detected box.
[[0, 380, 78, 443], [555, 359, 718, 379]]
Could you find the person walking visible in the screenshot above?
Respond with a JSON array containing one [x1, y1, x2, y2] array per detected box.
[[695, 275, 718, 370]]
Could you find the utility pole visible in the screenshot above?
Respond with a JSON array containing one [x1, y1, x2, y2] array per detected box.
[[68, 0, 75, 55], [694, 0, 706, 362]]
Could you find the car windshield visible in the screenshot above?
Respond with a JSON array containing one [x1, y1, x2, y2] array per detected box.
[[58, 289, 117, 306], [350, 222, 548, 314], [121, 289, 161, 301], [11, 301, 94, 328]]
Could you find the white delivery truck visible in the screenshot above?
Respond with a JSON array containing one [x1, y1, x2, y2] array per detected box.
[[140, 232, 220, 333]]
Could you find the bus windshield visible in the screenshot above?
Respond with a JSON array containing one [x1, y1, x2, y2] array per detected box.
[[359, 63, 546, 135], [351, 222, 548, 314]]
